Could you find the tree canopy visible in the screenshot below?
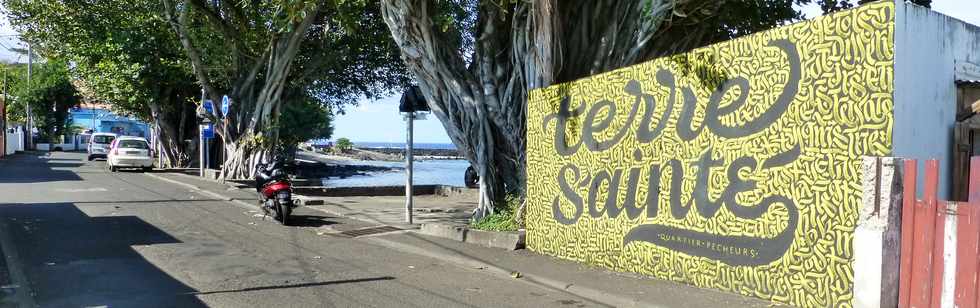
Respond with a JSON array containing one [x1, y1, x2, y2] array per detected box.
[[3, 0, 202, 165], [3, 60, 80, 143], [161, 0, 409, 178]]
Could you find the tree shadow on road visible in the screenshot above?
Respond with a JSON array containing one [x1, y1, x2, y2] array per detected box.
[[0, 202, 208, 307], [186, 276, 395, 296], [0, 153, 83, 183]]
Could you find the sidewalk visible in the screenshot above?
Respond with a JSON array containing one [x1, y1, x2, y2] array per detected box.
[[308, 194, 475, 226], [147, 171, 790, 308]]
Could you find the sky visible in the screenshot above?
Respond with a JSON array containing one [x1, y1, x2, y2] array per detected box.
[[0, 1, 977, 144], [0, 6, 24, 64], [332, 95, 453, 144]]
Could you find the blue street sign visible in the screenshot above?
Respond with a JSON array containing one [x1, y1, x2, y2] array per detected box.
[[203, 99, 214, 114], [201, 124, 214, 139], [221, 95, 230, 117]]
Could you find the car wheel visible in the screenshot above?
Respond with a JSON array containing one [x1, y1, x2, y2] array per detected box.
[[142, 167, 151, 172], [87, 155, 93, 161], [109, 165, 117, 172]]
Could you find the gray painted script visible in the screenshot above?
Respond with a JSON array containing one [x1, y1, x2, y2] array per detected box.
[[545, 39, 802, 266]]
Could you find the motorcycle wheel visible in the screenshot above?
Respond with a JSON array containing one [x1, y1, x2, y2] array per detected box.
[[277, 200, 290, 226]]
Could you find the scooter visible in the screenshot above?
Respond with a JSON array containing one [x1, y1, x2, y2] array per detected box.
[[255, 159, 295, 225]]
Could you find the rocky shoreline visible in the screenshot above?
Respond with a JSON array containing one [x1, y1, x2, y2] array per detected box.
[[316, 147, 462, 162], [364, 147, 461, 159], [292, 158, 400, 180]]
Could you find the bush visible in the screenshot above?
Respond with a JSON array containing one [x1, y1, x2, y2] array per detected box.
[[335, 137, 353, 153], [470, 194, 520, 232]]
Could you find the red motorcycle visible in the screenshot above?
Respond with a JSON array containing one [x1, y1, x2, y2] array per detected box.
[[255, 159, 294, 225]]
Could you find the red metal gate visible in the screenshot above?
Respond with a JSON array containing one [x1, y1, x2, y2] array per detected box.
[[899, 157, 980, 308]]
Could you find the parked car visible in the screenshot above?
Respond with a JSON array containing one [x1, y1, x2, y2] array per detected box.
[[87, 132, 117, 161], [106, 136, 153, 172]]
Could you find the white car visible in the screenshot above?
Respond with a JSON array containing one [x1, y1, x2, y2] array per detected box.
[[106, 136, 154, 172], [87, 132, 117, 161]]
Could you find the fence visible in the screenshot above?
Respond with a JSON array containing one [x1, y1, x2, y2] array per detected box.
[[898, 157, 980, 308]]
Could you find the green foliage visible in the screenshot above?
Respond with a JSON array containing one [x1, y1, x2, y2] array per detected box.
[[470, 194, 520, 232], [2, 0, 197, 120], [5, 60, 81, 143], [278, 94, 335, 147], [4, 0, 200, 167], [470, 211, 518, 232], [335, 138, 353, 152]]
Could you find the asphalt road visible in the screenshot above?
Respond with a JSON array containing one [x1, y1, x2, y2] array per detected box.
[[0, 152, 602, 308]]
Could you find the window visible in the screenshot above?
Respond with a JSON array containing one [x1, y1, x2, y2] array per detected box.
[[118, 140, 149, 149], [93, 135, 115, 144]]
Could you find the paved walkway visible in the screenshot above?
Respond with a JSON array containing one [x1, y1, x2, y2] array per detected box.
[[312, 195, 475, 226], [141, 169, 791, 308]]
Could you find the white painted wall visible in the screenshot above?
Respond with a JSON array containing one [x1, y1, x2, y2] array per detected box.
[[5, 129, 22, 155], [893, 1, 980, 199]]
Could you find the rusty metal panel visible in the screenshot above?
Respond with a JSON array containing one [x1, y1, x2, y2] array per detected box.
[[901, 159, 919, 308]]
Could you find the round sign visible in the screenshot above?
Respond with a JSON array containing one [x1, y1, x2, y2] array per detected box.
[[221, 95, 231, 116]]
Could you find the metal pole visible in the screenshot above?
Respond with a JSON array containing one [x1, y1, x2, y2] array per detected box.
[[25, 43, 32, 150], [1, 69, 6, 157], [405, 113, 414, 224], [157, 138, 162, 168], [199, 89, 205, 177], [204, 132, 209, 171]]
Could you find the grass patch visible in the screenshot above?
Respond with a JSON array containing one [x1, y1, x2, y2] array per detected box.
[[469, 194, 520, 232], [470, 210, 519, 231]]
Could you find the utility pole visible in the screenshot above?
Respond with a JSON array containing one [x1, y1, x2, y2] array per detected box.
[[25, 42, 32, 150]]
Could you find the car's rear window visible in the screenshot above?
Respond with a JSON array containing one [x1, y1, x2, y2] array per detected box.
[[118, 140, 149, 149], [93, 135, 115, 144]]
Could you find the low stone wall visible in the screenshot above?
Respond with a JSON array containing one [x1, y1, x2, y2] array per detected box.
[[295, 185, 474, 197]]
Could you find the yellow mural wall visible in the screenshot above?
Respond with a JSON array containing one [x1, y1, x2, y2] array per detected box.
[[525, 3, 894, 307]]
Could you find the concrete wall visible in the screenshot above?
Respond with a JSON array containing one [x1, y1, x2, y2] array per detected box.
[[524, 3, 894, 307], [893, 1, 980, 199]]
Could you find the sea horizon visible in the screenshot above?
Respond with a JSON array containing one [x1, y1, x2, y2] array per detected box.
[[310, 139, 457, 150]]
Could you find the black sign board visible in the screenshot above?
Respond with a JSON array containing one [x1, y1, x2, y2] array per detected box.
[[399, 86, 429, 113]]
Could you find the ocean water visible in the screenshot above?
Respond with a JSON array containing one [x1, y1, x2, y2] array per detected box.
[[321, 158, 471, 187], [310, 139, 457, 150], [356, 141, 457, 150]]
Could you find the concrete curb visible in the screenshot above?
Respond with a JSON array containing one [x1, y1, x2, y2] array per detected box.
[[0, 219, 37, 308], [365, 236, 653, 308], [418, 223, 525, 250]]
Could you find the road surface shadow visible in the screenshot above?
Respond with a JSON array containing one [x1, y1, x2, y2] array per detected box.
[[0, 202, 208, 307], [287, 215, 338, 228], [0, 153, 83, 183], [186, 276, 395, 296]]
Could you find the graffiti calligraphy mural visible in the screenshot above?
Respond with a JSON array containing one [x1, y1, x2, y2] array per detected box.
[[525, 3, 895, 307]]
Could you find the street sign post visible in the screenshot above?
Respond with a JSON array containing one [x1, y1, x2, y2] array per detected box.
[[203, 99, 214, 115], [198, 92, 212, 177], [399, 86, 430, 224], [201, 124, 214, 139]]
